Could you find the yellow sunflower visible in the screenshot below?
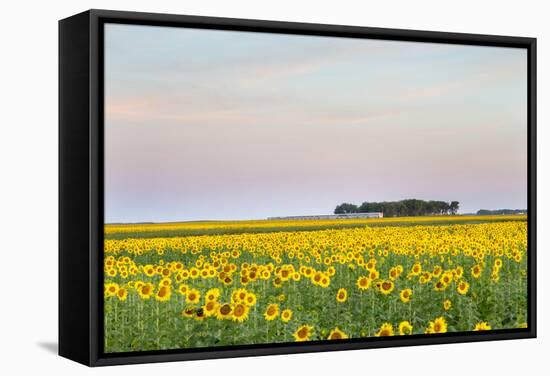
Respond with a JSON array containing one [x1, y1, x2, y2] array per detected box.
[[433, 280, 448, 292], [375, 323, 394, 336], [443, 299, 452, 311], [356, 276, 371, 290], [104, 282, 119, 298], [205, 288, 220, 302], [181, 306, 195, 318], [281, 309, 293, 323], [457, 280, 470, 295], [399, 288, 412, 303], [155, 285, 171, 302], [369, 270, 380, 280], [190, 267, 200, 279], [138, 283, 154, 300], [244, 292, 257, 306], [320, 276, 331, 288], [178, 284, 189, 296], [293, 325, 314, 342], [419, 272, 432, 284], [471, 264, 482, 279], [411, 262, 422, 276], [366, 259, 376, 271], [380, 280, 395, 295], [232, 303, 250, 322], [185, 288, 201, 304], [454, 266, 464, 279], [473, 322, 491, 331], [143, 265, 155, 277], [203, 301, 219, 317], [116, 287, 128, 301], [232, 288, 248, 304], [272, 277, 282, 288], [426, 317, 447, 334], [336, 288, 348, 303], [328, 327, 348, 340], [216, 303, 233, 320], [399, 321, 413, 335], [264, 303, 279, 321], [441, 272, 453, 285], [389, 266, 401, 281], [311, 271, 323, 286]]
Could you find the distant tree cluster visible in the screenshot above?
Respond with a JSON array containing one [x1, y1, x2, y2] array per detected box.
[[477, 209, 526, 215], [334, 199, 460, 217]]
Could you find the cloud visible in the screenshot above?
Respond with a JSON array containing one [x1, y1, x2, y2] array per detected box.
[[397, 55, 526, 102], [106, 98, 257, 126]]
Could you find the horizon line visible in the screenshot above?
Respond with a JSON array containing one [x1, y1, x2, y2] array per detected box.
[[104, 208, 528, 225]]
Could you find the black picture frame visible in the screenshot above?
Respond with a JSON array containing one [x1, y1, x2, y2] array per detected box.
[[59, 9, 537, 367]]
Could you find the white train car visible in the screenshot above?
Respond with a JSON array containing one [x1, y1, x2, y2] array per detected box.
[[268, 213, 383, 220]]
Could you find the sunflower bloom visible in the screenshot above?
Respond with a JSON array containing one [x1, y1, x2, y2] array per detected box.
[[138, 283, 154, 300], [399, 321, 413, 335], [155, 285, 171, 302], [205, 288, 220, 302], [264, 303, 279, 321], [356, 276, 371, 290], [399, 288, 412, 303], [457, 280, 470, 295], [293, 325, 314, 342], [328, 327, 348, 340], [116, 287, 128, 301], [232, 303, 250, 322], [474, 322, 491, 331], [426, 316, 447, 334], [281, 309, 293, 323], [336, 288, 348, 303], [380, 280, 395, 295], [185, 288, 200, 304], [104, 283, 119, 298], [375, 323, 394, 336], [216, 303, 232, 320], [203, 301, 219, 317]]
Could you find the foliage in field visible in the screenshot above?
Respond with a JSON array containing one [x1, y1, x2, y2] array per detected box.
[[103, 220, 527, 353]]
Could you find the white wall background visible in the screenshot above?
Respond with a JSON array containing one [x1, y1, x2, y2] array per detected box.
[[0, 0, 547, 374]]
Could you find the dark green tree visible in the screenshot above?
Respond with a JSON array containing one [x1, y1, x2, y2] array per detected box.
[[335, 198, 460, 217], [334, 203, 359, 214], [450, 201, 460, 215]]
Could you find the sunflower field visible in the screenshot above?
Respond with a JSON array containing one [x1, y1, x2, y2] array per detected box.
[[103, 216, 528, 353]]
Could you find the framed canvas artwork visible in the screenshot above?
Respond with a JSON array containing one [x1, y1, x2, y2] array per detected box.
[[59, 9, 536, 366]]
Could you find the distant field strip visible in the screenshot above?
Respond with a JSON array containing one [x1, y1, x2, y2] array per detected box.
[[105, 215, 527, 239]]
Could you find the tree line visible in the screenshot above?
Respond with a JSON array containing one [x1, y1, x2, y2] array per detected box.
[[334, 199, 460, 217]]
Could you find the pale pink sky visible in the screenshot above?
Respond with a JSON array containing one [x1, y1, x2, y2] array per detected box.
[[104, 24, 527, 223]]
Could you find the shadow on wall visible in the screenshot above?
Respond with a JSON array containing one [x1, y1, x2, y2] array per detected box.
[[37, 342, 58, 354]]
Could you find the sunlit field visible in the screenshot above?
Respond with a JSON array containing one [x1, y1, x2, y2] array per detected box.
[[103, 215, 528, 353], [105, 215, 525, 239]]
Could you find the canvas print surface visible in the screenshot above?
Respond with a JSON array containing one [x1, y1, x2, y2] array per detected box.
[[103, 23, 528, 353]]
